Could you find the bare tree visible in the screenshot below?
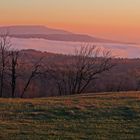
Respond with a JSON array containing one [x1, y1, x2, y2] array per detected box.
[[0, 33, 11, 97], [47, 45, 115, 95], [20, 57, 43, 98], [9, 50, 20, 98]]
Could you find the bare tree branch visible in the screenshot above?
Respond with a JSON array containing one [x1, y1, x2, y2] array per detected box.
[[47, 44, 115, 95]]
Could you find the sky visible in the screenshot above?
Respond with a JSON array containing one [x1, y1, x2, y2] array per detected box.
[[0, 0, 140, 43]]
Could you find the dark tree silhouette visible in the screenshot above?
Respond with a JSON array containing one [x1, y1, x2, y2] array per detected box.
[[9, 50, 20, 98], [0, 33, 11, 97], [20, 57, 43, 98], [47, 45, 115, 95]]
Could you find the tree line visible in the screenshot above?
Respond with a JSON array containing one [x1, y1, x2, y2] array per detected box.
[[0, 34, 115, 98]]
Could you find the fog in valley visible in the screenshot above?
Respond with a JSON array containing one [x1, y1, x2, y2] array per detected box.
[[11, 38, 140, 58]]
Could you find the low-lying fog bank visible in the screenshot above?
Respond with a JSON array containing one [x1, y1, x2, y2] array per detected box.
[[11, 38, 140, 58]]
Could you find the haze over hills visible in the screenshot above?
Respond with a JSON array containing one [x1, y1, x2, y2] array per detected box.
[[0, 25, 139, 58], [0, 25, 133, 44]]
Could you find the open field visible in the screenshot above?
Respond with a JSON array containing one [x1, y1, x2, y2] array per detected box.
[[0, 92, 140, 140]]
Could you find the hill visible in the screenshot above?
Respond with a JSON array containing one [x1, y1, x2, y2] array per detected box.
[[1, 49, 139, 98], [0, 92, 140, 139], [0, 49, 139, 98], [0, 25, 71, 35], [0, 25, 132, 44]]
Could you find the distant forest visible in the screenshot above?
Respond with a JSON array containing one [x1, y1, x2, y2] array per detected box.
[[18, 50, 140, 98], [0, 35, 140, 98]]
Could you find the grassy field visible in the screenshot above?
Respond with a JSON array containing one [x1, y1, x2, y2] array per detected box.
[[0, 92, 140, 140]]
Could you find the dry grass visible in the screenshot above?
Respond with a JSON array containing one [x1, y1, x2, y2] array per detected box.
[[0, 91, 140, 139]]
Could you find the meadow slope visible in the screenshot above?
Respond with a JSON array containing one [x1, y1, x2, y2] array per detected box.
[[0, 92, 140, 140]]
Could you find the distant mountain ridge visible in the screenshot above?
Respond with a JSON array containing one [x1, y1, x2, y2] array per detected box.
[[9, 34, 124, 44], [0, 25, 134, 44], [0, 25, 72, 35]]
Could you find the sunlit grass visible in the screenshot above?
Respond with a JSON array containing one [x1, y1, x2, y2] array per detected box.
[[0, 91, 140, 139]]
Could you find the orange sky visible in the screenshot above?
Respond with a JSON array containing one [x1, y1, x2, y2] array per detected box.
[[0, 0, 140, 43]]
